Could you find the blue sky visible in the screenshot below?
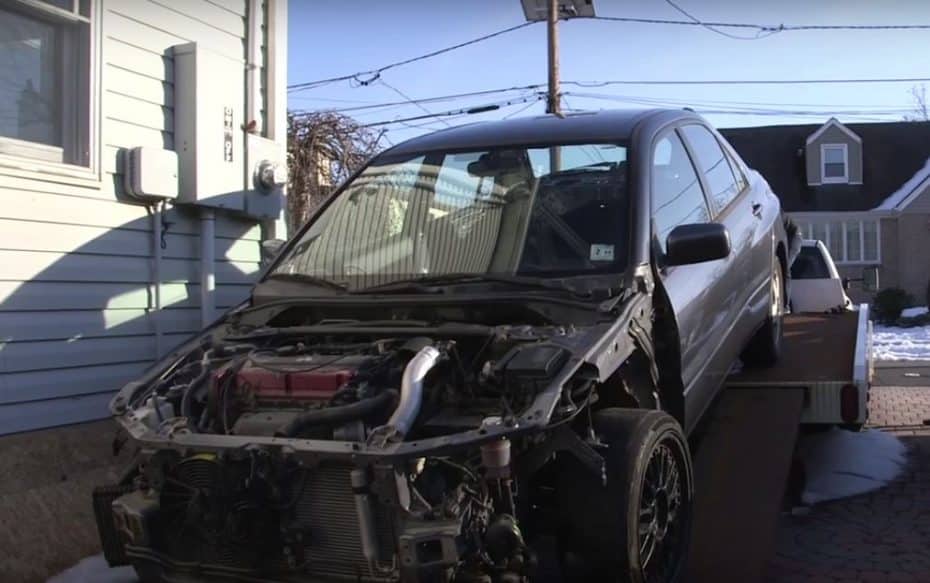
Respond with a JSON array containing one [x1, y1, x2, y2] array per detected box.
[[287, 0, 929, 144]]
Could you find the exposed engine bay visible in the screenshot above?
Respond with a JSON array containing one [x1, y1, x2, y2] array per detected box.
[[95, 299, 650, 583]]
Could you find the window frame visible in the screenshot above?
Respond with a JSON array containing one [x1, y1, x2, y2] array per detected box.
[[794, 216, 881, 265], [820, 143, 849, 184], [0, 0, 98, 178], [677, 123, 742, 217], [650, 127, 714, 256]]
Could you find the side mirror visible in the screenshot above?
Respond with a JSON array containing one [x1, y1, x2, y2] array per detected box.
[[862, 266, 880, 292], [261, 239, 286, 264], [665, 223, 731, 266], [842, 276, 851, 291]]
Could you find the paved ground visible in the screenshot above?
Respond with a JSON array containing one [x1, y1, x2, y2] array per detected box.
[[871, 360, 930, 389], [765, 374, 930, 582]]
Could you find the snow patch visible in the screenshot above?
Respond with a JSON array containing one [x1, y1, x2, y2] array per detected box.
[[872, 323, 930, 361], [876, 158, 930, 210], [799, 428, 906, 505], [902, 306, 929, 318], [46, 554, 135, 583]]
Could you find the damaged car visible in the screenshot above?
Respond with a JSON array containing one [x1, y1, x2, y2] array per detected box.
[[94, 109, 789, 583]]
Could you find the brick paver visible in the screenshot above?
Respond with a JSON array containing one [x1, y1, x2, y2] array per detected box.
[[765, 385, 930, 583]]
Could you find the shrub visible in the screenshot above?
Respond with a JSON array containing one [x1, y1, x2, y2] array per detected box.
[[873, 287, 913, 324]]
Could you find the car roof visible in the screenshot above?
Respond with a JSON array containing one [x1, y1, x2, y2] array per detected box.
[[382, 108, 702, 157]]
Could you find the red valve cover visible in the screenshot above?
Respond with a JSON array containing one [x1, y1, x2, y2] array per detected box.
[[236, 356, 364, 401]]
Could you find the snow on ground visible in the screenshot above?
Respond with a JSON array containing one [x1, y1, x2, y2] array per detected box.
[[873, 321, 930, 361], [901, 306, 930, 318], [46, 554, 135, 583], [798, 428, 906, 505]]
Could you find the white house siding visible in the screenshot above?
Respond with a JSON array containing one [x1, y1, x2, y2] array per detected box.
[[0, 0, 280, 435]]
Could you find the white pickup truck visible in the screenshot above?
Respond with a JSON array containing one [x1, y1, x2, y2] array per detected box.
[[789, 239, 853, 313], [728, 239, 873, 428]]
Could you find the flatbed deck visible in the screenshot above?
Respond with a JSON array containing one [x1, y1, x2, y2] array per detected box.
[[728, 311, 858, 385]]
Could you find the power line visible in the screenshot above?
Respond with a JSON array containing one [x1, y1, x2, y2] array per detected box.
[[662, 0, 780, 40], [360, 95, 544, 128], [564, 77, 930, 87], [378, 78, 452, 128], [287, 22, 537, 93], [290, 78, 929, 120], [291, 84, 546, 115], [590, 14, 930, 32]]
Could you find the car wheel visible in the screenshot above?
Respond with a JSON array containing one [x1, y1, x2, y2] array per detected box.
[[742, 256, 785, 367], [557, 409, 694, 583]]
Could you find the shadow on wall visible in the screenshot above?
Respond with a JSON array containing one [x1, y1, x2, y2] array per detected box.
[[0, 203, 264, 436]]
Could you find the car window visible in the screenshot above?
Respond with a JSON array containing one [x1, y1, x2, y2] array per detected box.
[[790, 246, 832, 279], [721, 144, 748, 193], [652, 132, 711, 253], [681, 125, 741, 213]]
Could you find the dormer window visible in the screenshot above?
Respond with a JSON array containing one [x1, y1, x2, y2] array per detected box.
[[821, 144, 848, 183]]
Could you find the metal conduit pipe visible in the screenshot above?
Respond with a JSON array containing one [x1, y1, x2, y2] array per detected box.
[[200, 209, 216, 327]]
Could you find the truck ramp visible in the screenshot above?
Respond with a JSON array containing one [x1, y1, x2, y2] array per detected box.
[[686, 387, 804, 583]]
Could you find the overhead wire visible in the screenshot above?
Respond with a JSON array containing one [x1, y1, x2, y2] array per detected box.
[[589, 15, 930, 33], [360, 94, 545, 128], [662, 0, 781, 40], [287, 22, 537, 92], [378, 78, 452, 127]]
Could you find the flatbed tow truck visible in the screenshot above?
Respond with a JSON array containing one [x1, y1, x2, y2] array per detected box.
[[686, 304, 873, 582]]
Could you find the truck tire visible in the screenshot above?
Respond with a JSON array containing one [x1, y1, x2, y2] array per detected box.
[[742, 256, 785, 367], [557, 409, 694, 583]]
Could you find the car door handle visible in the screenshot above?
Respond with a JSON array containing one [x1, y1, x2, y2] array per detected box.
[[751, 202, 763, 217]]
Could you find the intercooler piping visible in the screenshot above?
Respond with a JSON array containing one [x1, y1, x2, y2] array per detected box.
[[370, 345, 441, 444]]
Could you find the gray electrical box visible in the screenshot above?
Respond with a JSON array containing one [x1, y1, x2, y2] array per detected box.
[[172, 42, 284, 220], [173, 42, 246, 211]]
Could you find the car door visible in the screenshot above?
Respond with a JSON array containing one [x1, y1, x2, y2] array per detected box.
[[679, 124, 763, 354], [650, 128, 743, 432]]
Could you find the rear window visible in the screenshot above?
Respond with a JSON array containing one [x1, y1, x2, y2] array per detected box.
[[791, 246, 831, 279]]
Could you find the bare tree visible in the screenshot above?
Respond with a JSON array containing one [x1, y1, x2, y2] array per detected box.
[[904, 85, 929, 122], [286, 111, 385, 234]]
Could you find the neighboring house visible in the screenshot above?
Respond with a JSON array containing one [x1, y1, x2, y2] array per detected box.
[[721, 118, 930, 304], [0, 0, 288, 436]]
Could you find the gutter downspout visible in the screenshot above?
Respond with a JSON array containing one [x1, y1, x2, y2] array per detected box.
[[200, 209, 215, 327]]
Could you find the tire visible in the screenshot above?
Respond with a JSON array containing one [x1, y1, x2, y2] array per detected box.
[[557, 409, 694, 583], [742, 256, 785, 368]]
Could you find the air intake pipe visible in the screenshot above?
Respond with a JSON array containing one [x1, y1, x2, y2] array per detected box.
[[369, 342, 441, 445]]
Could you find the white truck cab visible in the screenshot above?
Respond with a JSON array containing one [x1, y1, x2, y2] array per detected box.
[[789, 239, 853, 313]]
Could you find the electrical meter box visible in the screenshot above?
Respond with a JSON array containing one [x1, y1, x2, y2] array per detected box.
[[173, 42, 246, 211]]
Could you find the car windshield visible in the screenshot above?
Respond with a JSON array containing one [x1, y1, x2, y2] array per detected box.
[[272, 143, 630, 291]]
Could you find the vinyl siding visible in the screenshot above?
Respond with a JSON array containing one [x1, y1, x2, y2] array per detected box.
[[0, 0, 273, 434], [901, 182, 930, 214]]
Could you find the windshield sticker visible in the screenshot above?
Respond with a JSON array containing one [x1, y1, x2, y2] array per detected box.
[[590, 244, 615, 262]]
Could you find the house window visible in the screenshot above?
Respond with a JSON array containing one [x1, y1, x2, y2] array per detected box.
[[797, 218, 880, 264], [821, 144, 848, 183], [0, 0, 92, 166]]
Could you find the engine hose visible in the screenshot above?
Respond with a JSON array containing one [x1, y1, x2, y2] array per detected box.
[[179, 350, 214, 431], [275, 389, 398, 438]]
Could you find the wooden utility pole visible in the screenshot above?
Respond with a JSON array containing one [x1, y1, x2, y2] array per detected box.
[[546, 0, 560, 115]]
